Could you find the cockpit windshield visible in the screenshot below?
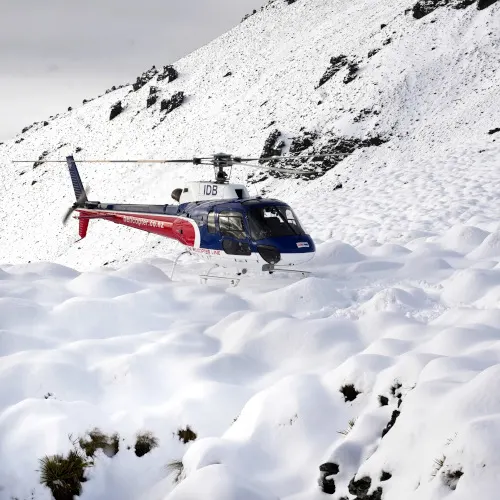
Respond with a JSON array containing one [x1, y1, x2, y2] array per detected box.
[[247, 205, 305, 240]]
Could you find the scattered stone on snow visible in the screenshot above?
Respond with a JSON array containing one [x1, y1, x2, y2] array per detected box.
[[381, 409, 401, 437], [318, 462, 339, 494]]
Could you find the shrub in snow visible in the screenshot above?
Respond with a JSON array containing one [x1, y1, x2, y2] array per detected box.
[[157, 65, 178, 83], [318, 462, 339, 494], [79, 428, 119, 458], [339, 383, 361, 402], [39, 450, 89, 500], [134, 431, 159, 457], [160, 92, 185, 114], [166, 459, 185, 483], [338, 418, 357, 436], [177, 425, 197, 444], [109, 101, 124, 121], [317, 55, 348, 88], [442, 469, 463, 490]]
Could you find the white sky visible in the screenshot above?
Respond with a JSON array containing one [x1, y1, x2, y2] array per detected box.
[[0, 0, 266, 141]]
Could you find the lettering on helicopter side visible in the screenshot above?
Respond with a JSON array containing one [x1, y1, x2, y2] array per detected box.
[[122, 215, 166, 228], [296, 242, 310, 248], [193, 248, 222, 255], [203, 184, 218, 196]]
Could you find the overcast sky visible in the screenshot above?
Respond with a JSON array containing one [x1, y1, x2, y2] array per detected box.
[[0, 0, 266, 141]]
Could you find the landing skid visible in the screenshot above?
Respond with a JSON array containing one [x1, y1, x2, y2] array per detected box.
[[262, 264, 311, 277], [199, 264, 240, 287]]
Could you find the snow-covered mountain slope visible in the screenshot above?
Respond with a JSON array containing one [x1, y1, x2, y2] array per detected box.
[[0, 0, 499, 269], [1, 0, 500, 499]]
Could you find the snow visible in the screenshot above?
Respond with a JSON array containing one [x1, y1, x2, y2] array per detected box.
[[1, 0, 500, 498]]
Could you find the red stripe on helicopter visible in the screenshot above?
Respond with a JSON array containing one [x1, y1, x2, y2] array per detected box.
[[77, 209, 199, 247]]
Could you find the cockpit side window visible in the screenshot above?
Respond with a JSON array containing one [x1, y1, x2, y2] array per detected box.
[[219, 211, 246, 240], [207, 210, 216, 233]]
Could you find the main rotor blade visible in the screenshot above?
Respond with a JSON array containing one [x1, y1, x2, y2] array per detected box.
[[239, 153, 342, 162], [235, 162, 311, 175], [13, 159, 198, 164]]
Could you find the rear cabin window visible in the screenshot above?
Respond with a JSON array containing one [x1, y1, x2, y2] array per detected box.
[[207, 211, 216, 233], [219, 211, 246, 240]]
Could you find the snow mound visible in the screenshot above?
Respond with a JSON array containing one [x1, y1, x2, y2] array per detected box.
[[314, 241, 365, 265], [67, 272, 143, 298], [113, 262, 171, 284], [441, 268, 500, 305], [437, 224, 490, 254], [467, 231, 500, 260], [253, 277, 349, 315], [169, 464, 278, 500]]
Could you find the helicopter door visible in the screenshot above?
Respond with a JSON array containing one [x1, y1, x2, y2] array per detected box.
[[218, 210, 251, 256]]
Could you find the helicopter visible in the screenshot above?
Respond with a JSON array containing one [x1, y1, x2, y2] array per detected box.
[[16, 152, 335, 284]]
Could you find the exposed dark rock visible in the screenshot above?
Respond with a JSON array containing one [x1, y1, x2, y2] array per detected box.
[[259, 129, 284, 162], [43, 121, 49, 126], [285, 0, 298, 3], [333, 182, 343, 190], [249, 132, 388, 183], [177, 426, 197, 444], [33, 151, 49, 169], [378, 395, 389, 406], [267, 120, 276, 128], [75, 147, 82, 153], [241, 9, 257, 22], [68, 106, 72, 111], [290, 131, 318, 155], [147, 95, 158, 108], [317, 100, 323, 105], [349, 476, 371, 497], [157, 65, 178, 83], [223, 71, 233, 77], [319, 462, 340, 475], [477, 0, 497, 8], [343, 62, 359, 84], [382, 38, 392, 45], [22, 125, 32, 134], [381, 23, 387, 28], [19, 171, 26, 176], [110, 101, 124, 120], [317, 55, 348, 87], [380, 471, 392, 481], [381, 410, 400, 437], [15, 138, 24, 144], [412, 0, 443, 19], [354, 108, 381, 123], [31, 180, 38, 186], [453, 0, 476, 7], [368, 48, 381, 58], [340, 383, 361, 402], [147, 87, 159, 108], [133, 66, 159, 91], [160, 91, 185, 114], [318, 463, 338, 494], [488, 127, 500, 135]]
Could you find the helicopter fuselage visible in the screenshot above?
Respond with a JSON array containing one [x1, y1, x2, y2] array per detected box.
[[76, 197, 315, 270]]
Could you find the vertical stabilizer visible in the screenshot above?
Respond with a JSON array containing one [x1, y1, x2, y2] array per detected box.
[[79, 218, 89, 239], [66, 155, 87, 201]]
